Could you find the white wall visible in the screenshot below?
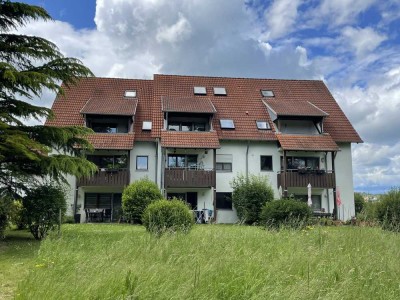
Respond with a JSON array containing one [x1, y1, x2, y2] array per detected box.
[[130, 142, 157, 183]]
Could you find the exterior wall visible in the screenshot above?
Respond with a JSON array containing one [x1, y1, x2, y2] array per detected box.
[[215, 140, 280, 223], [279, 120, 319, 135], [130, 141, 157, 183], [329, 143, 355, 220]]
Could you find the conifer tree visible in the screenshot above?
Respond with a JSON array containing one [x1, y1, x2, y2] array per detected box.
[[0, 1, 97, 196]]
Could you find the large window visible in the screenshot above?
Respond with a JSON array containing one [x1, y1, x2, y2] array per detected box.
[[167, 192, 197, 209], [168, 155, 197, 168], [84, 193, 122, 221], [260, 156, 273, 171], [216, 192, 232, 209], [282, 156, 319, 170], [87, 155, 128, 169], [167, 121, 207, 132], [297, 195, 322, 211], [92, 123, 117, 133], [136, 156, 148, 170]]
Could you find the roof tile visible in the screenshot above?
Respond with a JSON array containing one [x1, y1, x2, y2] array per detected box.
[[161, 131, 220, 148], [276, 133, 340, 151]]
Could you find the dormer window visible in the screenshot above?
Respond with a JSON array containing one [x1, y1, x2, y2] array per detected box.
[[142, 121, 152, 131], [214, 87, 227, 96], [194, 86, 207, 95], [256, 121, 271, 130], [124, 90, 137, 98], [220, 119, 235, 129], [261, 90, 274, 97]]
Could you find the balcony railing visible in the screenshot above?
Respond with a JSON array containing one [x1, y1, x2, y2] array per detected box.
[[77, 169, 130, 187], [164, 168, 216, 188], [277, 170, 336, 188]]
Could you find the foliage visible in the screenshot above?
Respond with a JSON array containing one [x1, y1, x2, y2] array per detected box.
[[8, 199, 26, 229], [23, 183, 66, 240], [356, 201, 379, 224], [260, 199, 312, 229], [62, 215, 75, 224], [354, 192, 364, 214], [376, 188, 400, 232], [0, 1, 97, 199], [0, 195, 11, 239], [142, 198, 194, 235], [122, 178, 163, 224], [230, 174, 274, 224]]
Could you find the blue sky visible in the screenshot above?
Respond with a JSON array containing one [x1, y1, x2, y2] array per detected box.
[[15, 0, 400, 194]]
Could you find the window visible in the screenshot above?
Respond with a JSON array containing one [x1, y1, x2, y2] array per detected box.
[[216, 162, 232, 172], [220, 119, 235, 129], [261, 156, 273, 171], [256, 121, 271, 130], [124, 90, 137, 97], [167, 121, 207, 132], [261, 90, 274, 97], [216, 192, 232, 209], [194, 86, 207, 95], [168, 155, 197, 168], [84, 193, 112, 209], [136, 156, 148, 170], [213, 87, 227, 95], [87, 155, 128, 169], [142, 121, 152, 130], [297, 195, 322, 211], [92, 123, 118, 133], [282, 156, 319, 170], [167, 192, 197, 209]]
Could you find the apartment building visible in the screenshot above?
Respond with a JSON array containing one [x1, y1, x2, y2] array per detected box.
[[46, 74, 362, 223]]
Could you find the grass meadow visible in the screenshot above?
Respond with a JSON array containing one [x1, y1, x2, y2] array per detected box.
[[2, 224, 400, 299]]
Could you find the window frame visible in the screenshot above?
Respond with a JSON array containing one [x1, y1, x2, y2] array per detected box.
[[216, 162, 232, 172], [220, 119, 235, 129], [136, 155, 148, 171], [216, 192, 233, 210], [167, 154, 198, 168], [256, 120, 271, 130], [260, 155, 273, 171]]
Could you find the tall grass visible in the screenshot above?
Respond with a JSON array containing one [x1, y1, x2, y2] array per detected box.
[[16, 224, 400, 299]]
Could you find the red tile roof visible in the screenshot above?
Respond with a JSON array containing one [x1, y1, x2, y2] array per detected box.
[[162, 96, 216, 113], [276, 133, 340, 151], [263, 99, 328, 118], [80, 89, 138, 115], [46, 74, 362, 145], [161, 131, 220, 148], [85, 133, 135, 150]]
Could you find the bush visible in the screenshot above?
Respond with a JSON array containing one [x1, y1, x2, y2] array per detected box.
[[8, 199, 26, 229], [357, 201, 379, 224], [260, 199, 312, 229], [142, 198, 194, 235], [376, 188, 400, 231], [23, 183, 67, 240], [231, 174, 274, 224], [354, 192, 364, 214], [63, 215, 76, 224], [122, 178, 163, 224]]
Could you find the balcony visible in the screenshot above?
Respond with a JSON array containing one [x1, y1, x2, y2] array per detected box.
[[277, 170, 336, 188], [77, 169, 130, 187], [164, 168, 216, 188]]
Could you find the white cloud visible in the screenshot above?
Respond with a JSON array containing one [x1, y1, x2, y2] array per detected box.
[[156, 13, 192, 44], [341, 26, 387, 57], [264, 0, 302, 39]]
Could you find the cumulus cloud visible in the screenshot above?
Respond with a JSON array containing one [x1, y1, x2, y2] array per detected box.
[[156, 13, 192, 44]]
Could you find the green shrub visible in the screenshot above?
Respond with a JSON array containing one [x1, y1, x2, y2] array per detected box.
[[63, 215, 76, 224], [122, 178, 163, 224], [357, 201, 379, 224], [8, 200, 26, 229], [142, 198, 194, 235], [23, 183, 67, 240], [376, 188, 400, 232], [260, 199, 312, 229], [354, 192, 364, 214], [231, 174, 274, 224]]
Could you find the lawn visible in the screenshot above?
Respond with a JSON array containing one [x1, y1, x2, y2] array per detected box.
[[3, 224, 400, 299], [0, 229, 40, 300]]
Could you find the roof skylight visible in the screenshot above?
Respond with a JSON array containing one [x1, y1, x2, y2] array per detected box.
[[256, 121, 271, 130], [220, 119, 235, 129], [261, 90, 274, 97], [142, 121, 152, 130], [124, 90, 137, 98], [194, 86, 207, 95], [213, 87, 227, 96]]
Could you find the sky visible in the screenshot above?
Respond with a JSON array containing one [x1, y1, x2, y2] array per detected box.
[[15, 0, 400, 194]]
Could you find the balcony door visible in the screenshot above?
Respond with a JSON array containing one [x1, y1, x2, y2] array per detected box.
[[167, 192, 197, 209]]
